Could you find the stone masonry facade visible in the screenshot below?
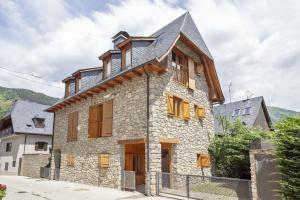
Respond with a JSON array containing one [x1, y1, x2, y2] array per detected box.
[[21, 154, 50, 178], [51, 42, 214, 195]]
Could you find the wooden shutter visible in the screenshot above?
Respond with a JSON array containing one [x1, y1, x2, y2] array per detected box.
[[182, 101, 190, 120], [67, 113, 73, 141], [43, 142, 48, 151], [99, 154, 109, 168], [167, 95, 174, 115], [67, 112, 78, 141], [200, 154, 210, 168], [102, 101, 113, 136], [197, 106, 206, 119], [188, 57, 196, 90], [89, 106, 99, 138], [67, 154, 75, 166]]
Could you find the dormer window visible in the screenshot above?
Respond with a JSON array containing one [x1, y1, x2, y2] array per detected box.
[[232, 109, 240, 116], [33, 118, 45, 128], [105, 59, 112, 78], [243, 107, 251, 115], [75, 75, 81, 93], [125, 48, 131, 67], [65, 81, 70, 97]]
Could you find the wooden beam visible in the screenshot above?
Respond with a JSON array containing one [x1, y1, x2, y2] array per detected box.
[[113, 79, 123, 85], [117, 138, 145, 144], [105, 82, 115, 88], [123, 74, 132, 80], [159, 138, 179, 144], [91, 88, 102, 93], [132, 69, 143, 77], [97, 86, 107, 91]]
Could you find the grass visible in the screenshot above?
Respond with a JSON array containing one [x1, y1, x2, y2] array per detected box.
[[191, 182, 239, 197]]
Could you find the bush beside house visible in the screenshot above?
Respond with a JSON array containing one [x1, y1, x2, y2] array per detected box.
[[274, 115, 300, 200], [209, 118, 271, 179]]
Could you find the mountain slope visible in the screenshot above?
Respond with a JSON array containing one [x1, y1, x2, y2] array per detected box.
[[267, 106, 300, 123], [0, 86, 59, 117]]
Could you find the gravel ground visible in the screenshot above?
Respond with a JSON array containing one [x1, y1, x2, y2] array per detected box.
[[0, 175, 169, 200]]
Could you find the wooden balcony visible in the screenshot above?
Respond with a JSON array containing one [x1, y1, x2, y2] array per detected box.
[[172, 64, 188, 85]]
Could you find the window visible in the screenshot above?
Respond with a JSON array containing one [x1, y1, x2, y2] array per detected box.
[[33, 118, 45, 128], [6, 143, 12, 152], [125, 48, 131, 67], [78, 78, 81, 91], [166, 94, 190, 120], [171, 48, 188, 85], [105, 59, 112, 77], [99, 154, 109, 168], [75, 76, 81, 93], [12, 161, 16, 167], [65, 81, 70, 97], [232, 109, 240, 116], [4, 162, 8, 171], [197, 154, 210, 168], [67, 111, 79, 142], [35, 142, 48, 151], [67, 154, 75, 167], [88, 101, 113, 138], [195, 105, 206, 119], [243, 107, 251, 115]]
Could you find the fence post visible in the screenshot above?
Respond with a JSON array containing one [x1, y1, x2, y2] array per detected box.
[[186, 175, 190, 199], [156, 172, 159, 195]]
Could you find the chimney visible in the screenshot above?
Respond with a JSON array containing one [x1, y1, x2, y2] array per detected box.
[[112, 31, 130, 49]]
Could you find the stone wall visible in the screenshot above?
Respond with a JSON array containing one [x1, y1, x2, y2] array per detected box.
[[147, 43, 214, 193], [52, 42, 214, 195], [52, 75, 147, 188], [21, 154, 50, 178]]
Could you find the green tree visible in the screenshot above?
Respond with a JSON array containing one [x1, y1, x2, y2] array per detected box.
[[274, 116, 300, 200], [209, 118, 271, 179]]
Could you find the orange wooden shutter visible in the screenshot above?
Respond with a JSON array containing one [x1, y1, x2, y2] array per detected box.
[[67, 113, 73, 141], [67, 154, 75, 166], [182, 101, 190, 120], [188, 57, 196, 90], [167, 95, 174, 115], [200, 154, 210, 168], [99, 154, 109, 168], [88, 106, 99, 138], [102, 101, 113, 136], [73, 111, 78, 141], [197, 106, 206, 119]]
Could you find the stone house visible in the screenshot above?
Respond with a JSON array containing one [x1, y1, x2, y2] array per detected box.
[[0, 100, 53, 175], [213, 96, 272, 135], [47, 12, 224, 195]]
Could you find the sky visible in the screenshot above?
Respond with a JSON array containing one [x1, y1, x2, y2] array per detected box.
[[0, 0, 299, 111]]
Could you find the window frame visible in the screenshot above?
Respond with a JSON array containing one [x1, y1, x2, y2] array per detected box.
[[121, 43, 132, 70], [35, 141, 48, 151], [171, 47, 189, 86], [33, 117, 45, 128], [125, 48, 132, 68], [6, 142, 12, 152]]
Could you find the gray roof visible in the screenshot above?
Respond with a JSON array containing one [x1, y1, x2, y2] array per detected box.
[[7, 100, 54, 135], [131, 12, 213, 68], [213, 96, 271, 134]]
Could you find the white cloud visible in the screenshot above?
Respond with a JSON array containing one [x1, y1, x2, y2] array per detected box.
[[0, 0, 299, 111]]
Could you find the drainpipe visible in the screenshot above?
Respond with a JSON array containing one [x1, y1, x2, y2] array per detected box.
[[50, 113, 56, 166], [23, 134, 27, 155], [143, 66, 151, 195]]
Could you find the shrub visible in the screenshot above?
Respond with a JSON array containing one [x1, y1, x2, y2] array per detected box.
[[209, 118, 271, 179], [273, 116, 300, 200], [0, 184, 6, 197]]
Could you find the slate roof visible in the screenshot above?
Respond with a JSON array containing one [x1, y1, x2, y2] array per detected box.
[[213, 96, 271, 134], [133, 12, 213, 68], [1, 100, 54, 135]]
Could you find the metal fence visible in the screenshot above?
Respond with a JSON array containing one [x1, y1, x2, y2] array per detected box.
[[122, 170, 135, 191], [157, 172, 252, 200], [40, 167, 51, 179]]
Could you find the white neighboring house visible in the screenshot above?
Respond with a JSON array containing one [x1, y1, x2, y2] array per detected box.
[[0, 100, 53, 175]]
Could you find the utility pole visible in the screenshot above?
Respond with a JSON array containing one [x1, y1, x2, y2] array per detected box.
[[228, 81, 232, 103]]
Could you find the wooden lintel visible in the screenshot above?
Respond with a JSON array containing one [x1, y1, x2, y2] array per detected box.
[[117, 138, 145, 144], [159, 138, 179, 144]]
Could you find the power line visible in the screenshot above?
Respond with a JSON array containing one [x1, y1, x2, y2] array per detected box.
[[0, 66, 43, 79], [0, 67, 63, 89]]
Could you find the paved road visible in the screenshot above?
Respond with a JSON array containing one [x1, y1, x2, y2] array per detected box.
[[0, 175, 169, 200]]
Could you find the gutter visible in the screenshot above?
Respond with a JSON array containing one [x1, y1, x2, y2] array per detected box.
[[142, 65, 151, 195]]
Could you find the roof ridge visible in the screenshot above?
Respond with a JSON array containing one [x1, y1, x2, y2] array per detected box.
[[179, 11, 189, 32]]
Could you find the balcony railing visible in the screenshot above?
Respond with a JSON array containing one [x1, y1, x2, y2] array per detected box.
[[172, 64, 188, 85], [0, 126, 13, 137]]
